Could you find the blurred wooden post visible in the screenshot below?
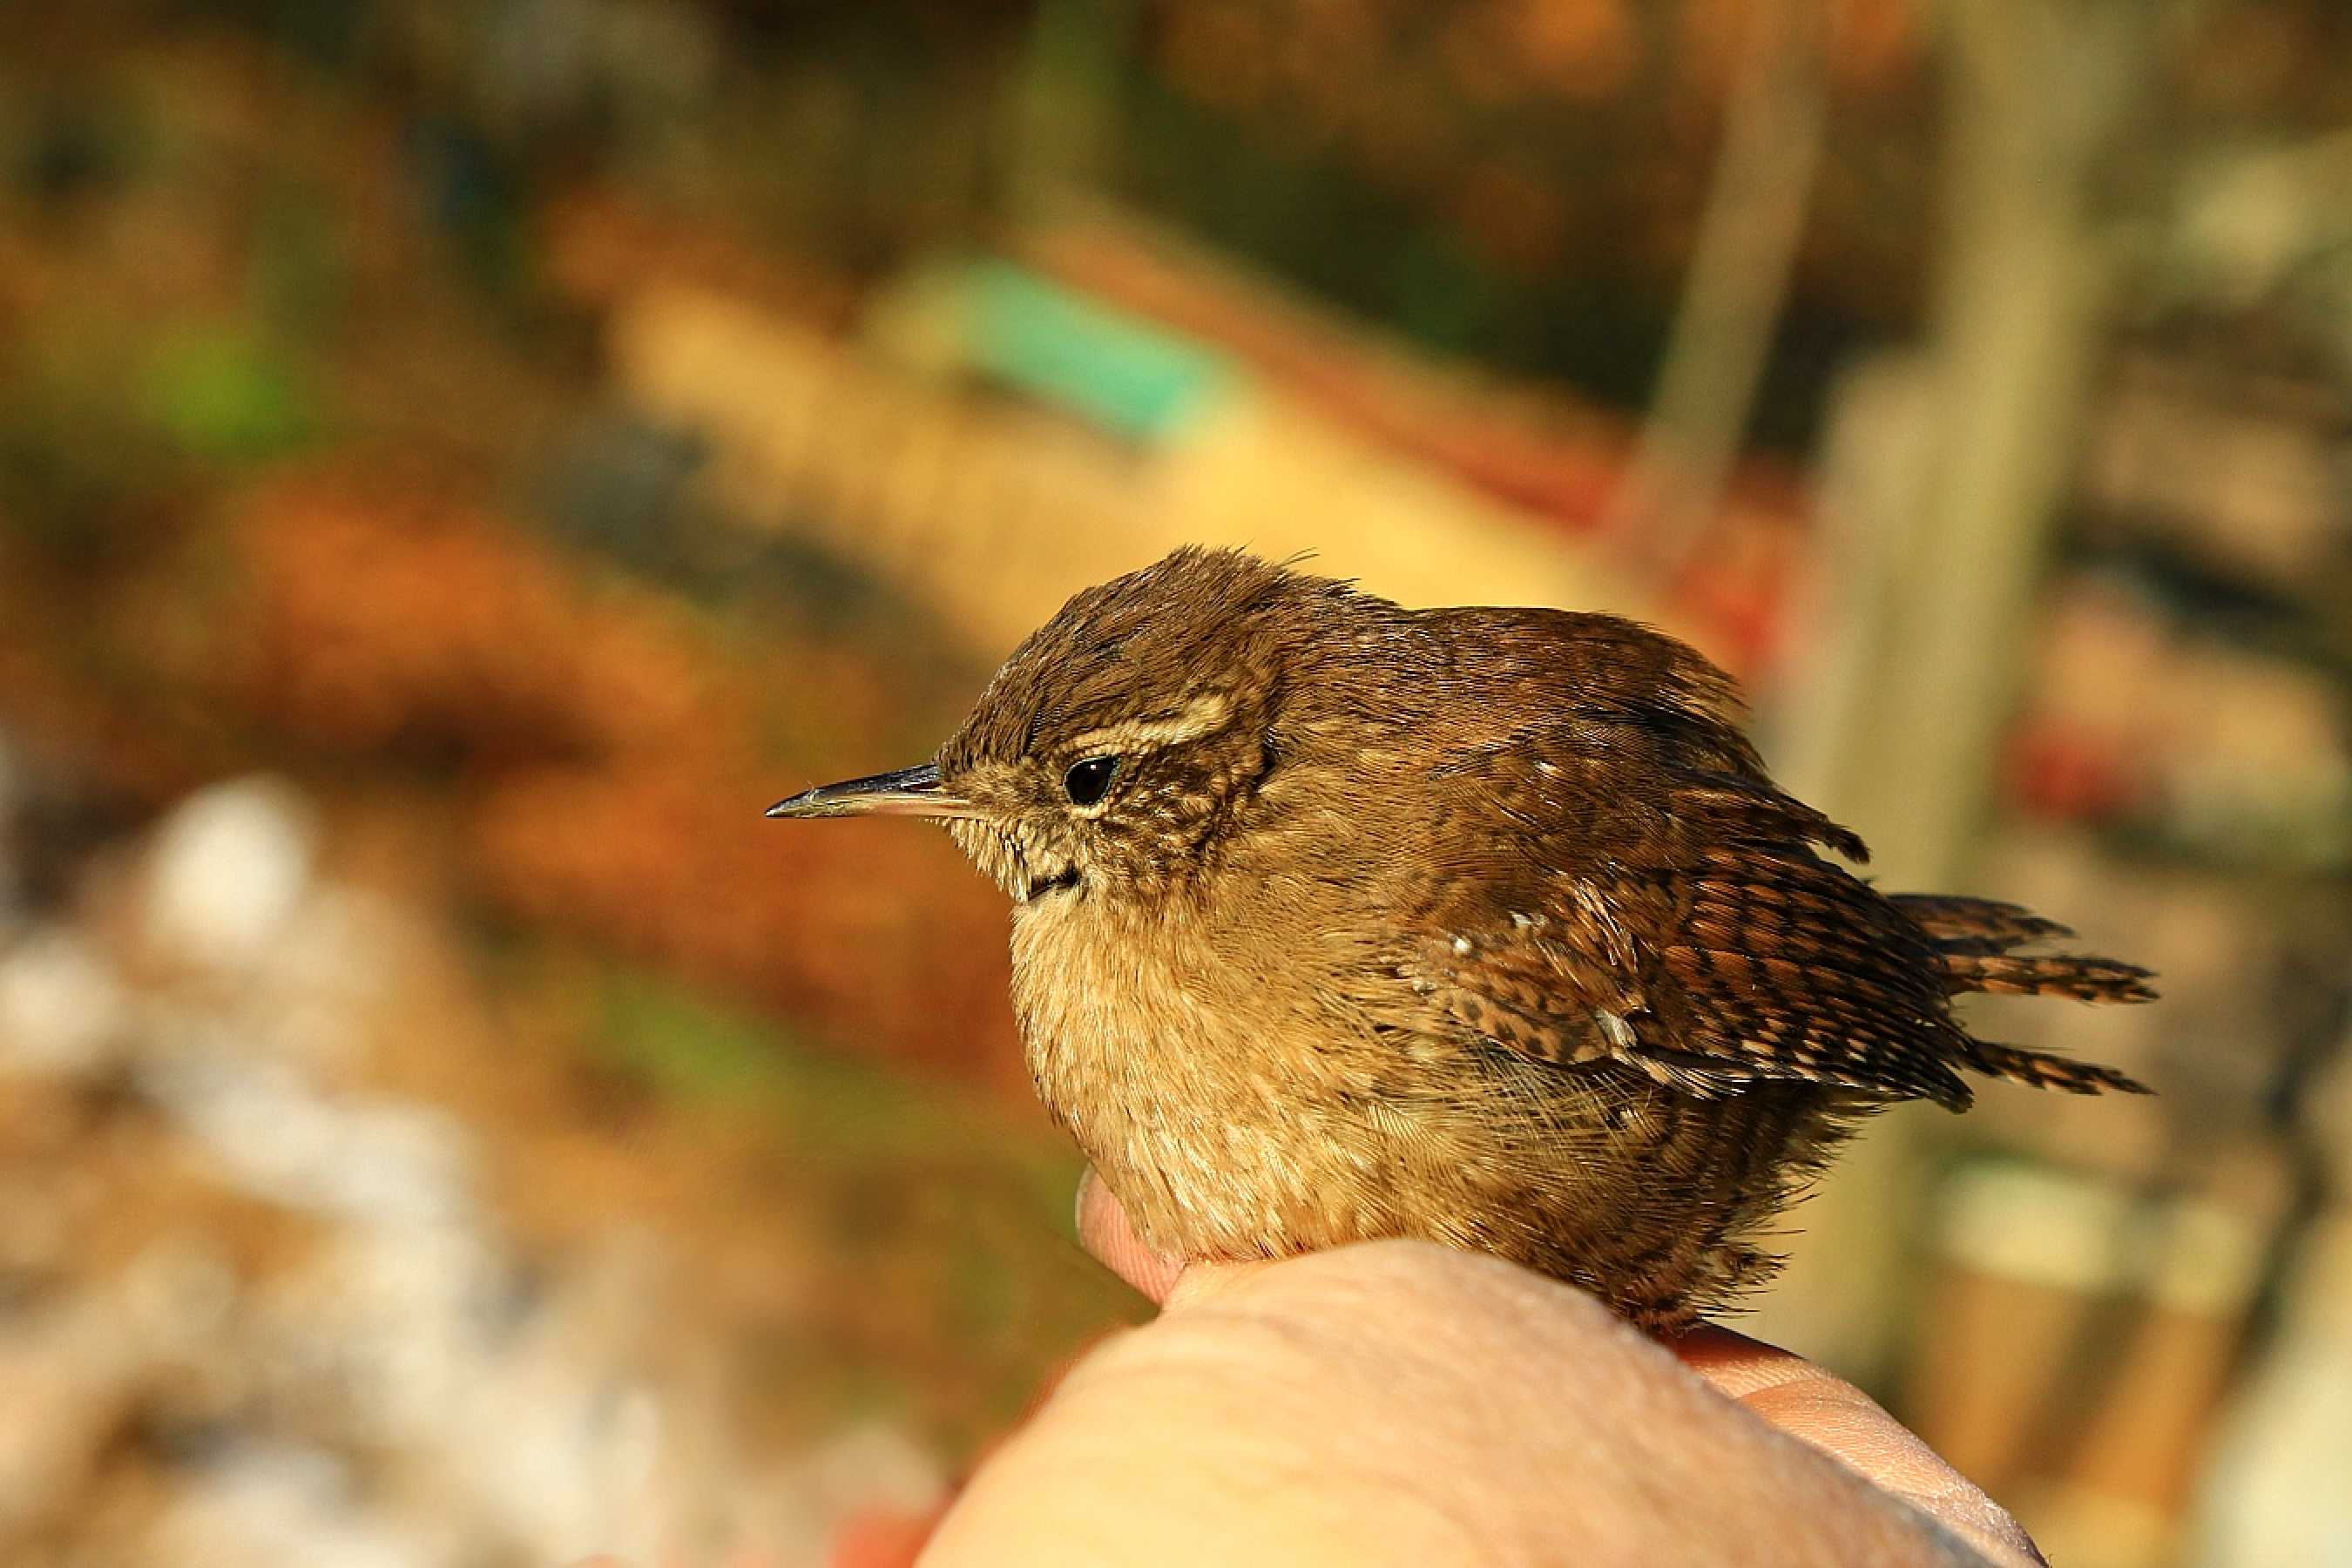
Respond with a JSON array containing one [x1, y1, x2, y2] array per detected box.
[[1757, 0, 2159, 1380], [1782, 0, 2153, 889]]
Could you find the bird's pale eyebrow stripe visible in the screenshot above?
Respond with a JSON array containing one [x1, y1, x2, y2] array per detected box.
[[1065, 692, 1232, 757]]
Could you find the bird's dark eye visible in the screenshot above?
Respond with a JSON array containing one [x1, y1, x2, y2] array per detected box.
[[1064, 755, 1119, 807]]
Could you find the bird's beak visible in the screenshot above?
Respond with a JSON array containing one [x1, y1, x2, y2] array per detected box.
[[764, 761, 977, 821]]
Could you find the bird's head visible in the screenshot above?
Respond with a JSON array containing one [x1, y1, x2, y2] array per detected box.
[[767, 548, 1365, 905]]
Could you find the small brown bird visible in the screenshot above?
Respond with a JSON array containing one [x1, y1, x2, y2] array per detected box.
[[768, 548, 2153, 1329]]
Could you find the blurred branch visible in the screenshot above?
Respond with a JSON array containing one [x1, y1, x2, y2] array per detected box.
[[1606, 0, 1828, 580], [1005, 0, 1150, 212]]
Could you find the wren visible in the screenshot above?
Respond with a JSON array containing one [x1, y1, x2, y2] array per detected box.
[[767, 548, 2153, 1329]]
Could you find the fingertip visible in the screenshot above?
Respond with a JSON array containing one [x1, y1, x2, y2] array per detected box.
[[1074, 1169, 1187, 1304], [1665, 1321, 1818, 1399], [1666, 1324, 2044, 1567]]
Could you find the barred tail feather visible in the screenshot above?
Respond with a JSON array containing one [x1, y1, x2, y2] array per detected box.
[[1895, 892, 2157, 1097], [1963, 1040, 2152, 1096], [1889, 894, 2072, 948], [1941, 951, 2157, 1004]]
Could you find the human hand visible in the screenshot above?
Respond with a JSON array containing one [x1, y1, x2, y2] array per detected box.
[[922, 1173, 2042, 1567]]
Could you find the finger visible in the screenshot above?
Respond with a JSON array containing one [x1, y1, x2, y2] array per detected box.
[[1669, 1325, 2044, 1568], [1074, 1169, 1186, 1304], [1668, 1322, 1830, 1399], [834, 1506, 943, 1568]]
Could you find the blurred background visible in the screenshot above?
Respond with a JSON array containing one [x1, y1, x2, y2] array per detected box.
[[1, 1, 2348, 1563]]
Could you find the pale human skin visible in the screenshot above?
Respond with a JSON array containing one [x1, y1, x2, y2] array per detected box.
[[922, 1173, 2043, 1568]]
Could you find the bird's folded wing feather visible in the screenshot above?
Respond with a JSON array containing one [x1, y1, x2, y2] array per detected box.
[[1390, 722, 1977, 1109]]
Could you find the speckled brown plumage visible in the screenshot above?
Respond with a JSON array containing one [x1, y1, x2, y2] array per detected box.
[[767, 548, 2154, 1329]]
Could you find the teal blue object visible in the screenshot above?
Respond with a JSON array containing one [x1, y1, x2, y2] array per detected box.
[[964, 260, 1230, 441]]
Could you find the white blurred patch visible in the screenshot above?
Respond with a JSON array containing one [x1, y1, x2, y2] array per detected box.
[[145, 777, 320, 974], [0, 926, 129, 1079]]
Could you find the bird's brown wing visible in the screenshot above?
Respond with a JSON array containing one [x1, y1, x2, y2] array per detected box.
[[1391, 721, 1981, 1109]]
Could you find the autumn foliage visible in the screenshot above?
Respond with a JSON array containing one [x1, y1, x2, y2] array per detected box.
[[223, 465, 1024, 1089]]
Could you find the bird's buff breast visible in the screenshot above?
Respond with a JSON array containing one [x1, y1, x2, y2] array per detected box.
[[1008, 889, 1429, 1263]]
